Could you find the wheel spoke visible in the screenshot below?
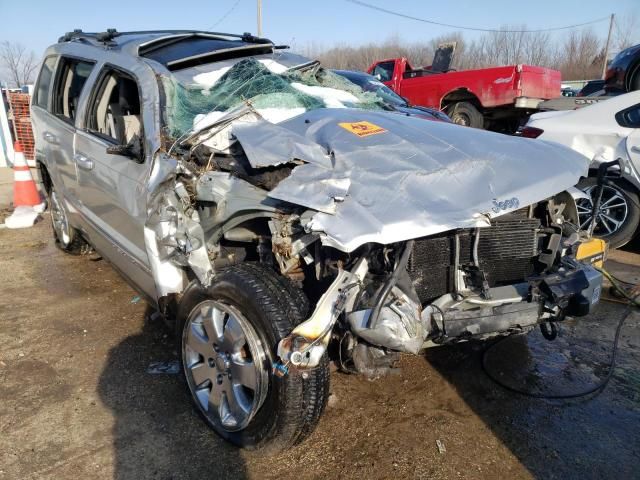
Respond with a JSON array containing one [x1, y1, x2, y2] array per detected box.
[[201, 305, 225, 344], [604, 202, 626, 209], [579, 215, 594, 229], [601, 193, 625, 207], [225, 385, 251, 423], [191, 362, 213, 387], [186, 323, 211, 359], [599, 215, 614, 234], [223, 314, 246, 351], [230, 359, 258, 391], [576, 204, 592, 213], [209, 380, 223, 412], [601, 213, 623, 230]]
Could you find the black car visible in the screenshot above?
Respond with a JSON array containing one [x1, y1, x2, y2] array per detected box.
[[577, 79, 605, 97], [605, 43, 640, 94], [333, 69, 452, 122]]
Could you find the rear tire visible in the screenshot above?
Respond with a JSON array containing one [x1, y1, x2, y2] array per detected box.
[[177, 263, 329, 452], [48, 184, 87, 254], [448, 101, 484, 129], [576, 177, 640, 248]]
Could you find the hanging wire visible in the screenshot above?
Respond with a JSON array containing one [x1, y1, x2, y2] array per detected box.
[[207, 0, 243, 30], [345, 0, 610, 33]]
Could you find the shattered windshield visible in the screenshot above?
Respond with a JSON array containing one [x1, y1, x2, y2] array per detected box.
[[162, 55, 388, 138]]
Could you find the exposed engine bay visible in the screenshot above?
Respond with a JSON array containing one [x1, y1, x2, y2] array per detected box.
[[144, 50, 605, 376]]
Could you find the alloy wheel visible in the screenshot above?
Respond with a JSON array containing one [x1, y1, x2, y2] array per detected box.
[[576, 184, 629, 236], [183, 301, 268, 432]]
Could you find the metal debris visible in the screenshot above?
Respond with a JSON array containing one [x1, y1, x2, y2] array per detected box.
[[147, 361, 181, 375]]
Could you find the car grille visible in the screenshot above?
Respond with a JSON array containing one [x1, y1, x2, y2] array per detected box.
[[407, 210, 540, 304]]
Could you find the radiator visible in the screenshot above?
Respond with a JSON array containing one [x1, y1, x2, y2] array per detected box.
[[407, 211, 540, 304]]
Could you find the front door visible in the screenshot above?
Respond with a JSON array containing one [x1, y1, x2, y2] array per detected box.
[[75, 66, 155, 299]]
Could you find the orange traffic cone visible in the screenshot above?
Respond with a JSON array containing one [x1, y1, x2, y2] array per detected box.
[[12, 141, 41, 207], [4, 141, 43, 229]]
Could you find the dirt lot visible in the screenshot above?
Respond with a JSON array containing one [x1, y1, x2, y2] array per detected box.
[[1, 217, 639, 480]]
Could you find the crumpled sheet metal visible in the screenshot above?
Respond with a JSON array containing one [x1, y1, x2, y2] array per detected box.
[[145, 183, 213, 297], [232, 120, 332, 169], [234, 109, 590, 252]]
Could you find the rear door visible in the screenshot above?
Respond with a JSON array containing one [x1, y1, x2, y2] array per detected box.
[[31, 56, 59, 168], [45, 57, 95, 205], [75, 65, 155, 298]]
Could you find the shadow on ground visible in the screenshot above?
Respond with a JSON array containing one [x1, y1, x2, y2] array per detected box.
[[622, 234, 640, 254], [97, 307, 248, 480], [423, 301, 640, 480]]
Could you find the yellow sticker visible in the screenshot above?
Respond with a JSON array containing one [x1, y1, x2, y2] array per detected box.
[[338, 121, 386, 137]]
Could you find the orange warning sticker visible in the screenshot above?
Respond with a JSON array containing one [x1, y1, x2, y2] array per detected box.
[[338, 121, 387, 137]]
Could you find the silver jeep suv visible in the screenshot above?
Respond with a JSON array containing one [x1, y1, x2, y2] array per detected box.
[[33, 29, 604, 451]]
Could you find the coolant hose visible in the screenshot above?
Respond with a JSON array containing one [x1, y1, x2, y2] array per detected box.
[[367, 240, 414, 329]]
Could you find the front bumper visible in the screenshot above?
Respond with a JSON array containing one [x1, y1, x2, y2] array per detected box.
[[424, 262, 603, 345]]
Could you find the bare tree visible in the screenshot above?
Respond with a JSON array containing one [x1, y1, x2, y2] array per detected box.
[[299, 25, 605, 81], [614, 13, 639, 52], [557, 29, 602, 80], [0, 41, 38, 87]]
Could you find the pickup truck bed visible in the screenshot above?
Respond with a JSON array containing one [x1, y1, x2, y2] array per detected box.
[[368, 57, 561, 132]]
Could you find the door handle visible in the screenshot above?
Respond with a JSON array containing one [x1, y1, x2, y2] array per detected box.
[[43, 131, 58, 145], [74, 153, 94, 171], [631, 146, 640, 154]]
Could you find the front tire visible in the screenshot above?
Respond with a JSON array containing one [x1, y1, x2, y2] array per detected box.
[[576, 177, 640, 248], [177, 263, 329, 452]]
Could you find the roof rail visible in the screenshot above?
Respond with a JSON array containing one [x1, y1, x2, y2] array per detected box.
[[58, 29, 273, 46], [58, 29, 120, 45]]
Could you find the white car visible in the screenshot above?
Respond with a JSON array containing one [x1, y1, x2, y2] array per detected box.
[[522, 91, 640, 247]]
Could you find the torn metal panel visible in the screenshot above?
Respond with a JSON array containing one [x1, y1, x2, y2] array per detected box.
[[232, 120, 332, 169], [277, 258, 368, 369], [195, 171, 279, 217], [229, 108, 590, 252], [144, 181, 213, 297]]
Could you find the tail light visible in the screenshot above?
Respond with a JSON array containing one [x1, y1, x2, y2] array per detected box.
[[518, 126, 544, 138]]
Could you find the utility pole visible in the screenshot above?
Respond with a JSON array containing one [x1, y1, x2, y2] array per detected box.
[[602, 13, 615, 79], [257, 0, 262, 37]]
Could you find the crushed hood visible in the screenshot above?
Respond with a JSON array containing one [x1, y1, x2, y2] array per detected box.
[[231, 109, 589, 252]]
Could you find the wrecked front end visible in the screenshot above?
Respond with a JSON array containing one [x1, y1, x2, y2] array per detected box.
[[144, 52, 604, 377], [275, 199, 605, 376]]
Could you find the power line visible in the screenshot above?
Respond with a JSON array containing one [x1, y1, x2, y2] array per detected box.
[[345, 0, 610, 33], [207, 0, 243, 30]]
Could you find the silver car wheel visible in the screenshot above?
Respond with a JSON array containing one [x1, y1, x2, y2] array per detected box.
[[49, 188, 71, 245], [576, 185, 629, 236], [183, 301, 268, 432]]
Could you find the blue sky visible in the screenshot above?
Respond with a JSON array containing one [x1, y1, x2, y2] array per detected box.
[[2, 0, 639, 56]]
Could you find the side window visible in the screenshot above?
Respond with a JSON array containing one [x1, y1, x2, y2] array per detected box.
[[372, 61, 395, 82], [52, 57, 95, 122], [86, 68, 142, 147], [616, 104, 640, 128], [33, 56, 58, 110]]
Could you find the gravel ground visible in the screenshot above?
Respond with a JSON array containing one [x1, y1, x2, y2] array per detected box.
[[1, 216, 639, 480]]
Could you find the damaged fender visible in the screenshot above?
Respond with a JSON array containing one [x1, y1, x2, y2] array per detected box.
[[144, 175, 214, 298], [277, 258, 368, 369]]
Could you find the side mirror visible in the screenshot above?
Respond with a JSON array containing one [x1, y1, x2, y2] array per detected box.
[[106, 139, 143, 163]]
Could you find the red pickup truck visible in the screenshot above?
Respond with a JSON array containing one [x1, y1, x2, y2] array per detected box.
[[367, 57, 561, 132]]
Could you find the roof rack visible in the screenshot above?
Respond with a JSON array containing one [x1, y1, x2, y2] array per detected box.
[[58, 29, 273, 46]]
